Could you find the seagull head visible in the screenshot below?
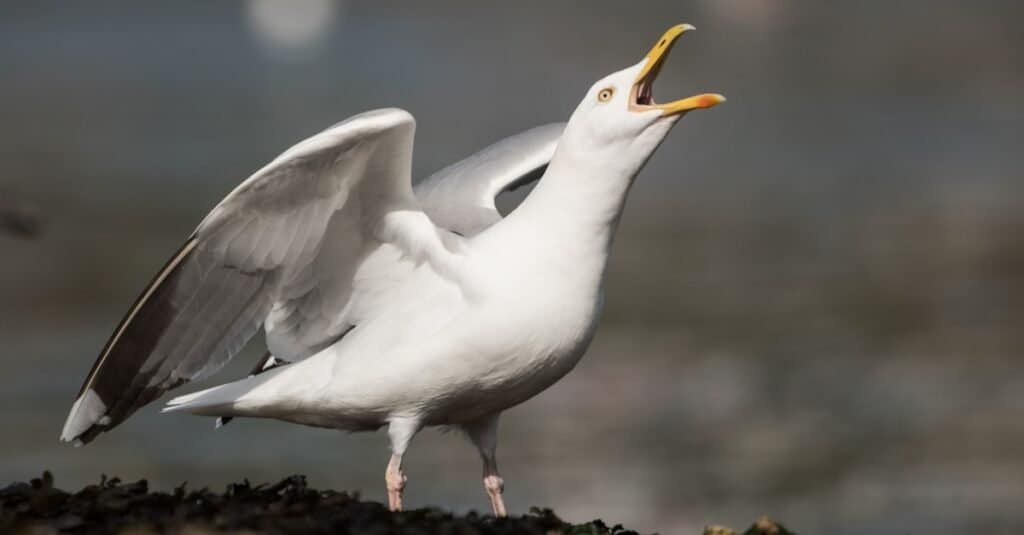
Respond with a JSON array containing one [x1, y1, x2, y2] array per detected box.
[[558, 24, 724, 173]]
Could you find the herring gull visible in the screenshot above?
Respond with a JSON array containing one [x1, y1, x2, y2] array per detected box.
[[61, 24, 724, 516]]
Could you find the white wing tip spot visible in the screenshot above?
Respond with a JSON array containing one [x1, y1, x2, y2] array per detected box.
[[60, 389, 107, 443]]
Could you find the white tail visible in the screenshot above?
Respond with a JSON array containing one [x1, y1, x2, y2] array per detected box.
[[163, 372, 274, 416]]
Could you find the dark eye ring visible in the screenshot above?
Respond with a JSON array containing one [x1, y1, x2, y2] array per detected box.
[[598, 88, 614, 102]]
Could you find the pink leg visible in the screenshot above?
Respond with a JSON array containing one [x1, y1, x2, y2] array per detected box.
[[385, 453, 406, 511], [385, 417, 419, 512], [482, 459, 507, 517], [463, 414, 508, 517]]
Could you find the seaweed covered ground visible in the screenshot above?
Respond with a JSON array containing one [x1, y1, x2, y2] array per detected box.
[[1, 472, 795, 535]]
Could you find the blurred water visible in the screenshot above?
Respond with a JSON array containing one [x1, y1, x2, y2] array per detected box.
[[1, 2, 1022, 534]]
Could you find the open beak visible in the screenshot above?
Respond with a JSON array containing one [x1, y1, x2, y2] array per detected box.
[[629, 24, 725, 117]]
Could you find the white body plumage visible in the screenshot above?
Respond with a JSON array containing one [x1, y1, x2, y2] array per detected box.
[[62, 24, 723, 516]]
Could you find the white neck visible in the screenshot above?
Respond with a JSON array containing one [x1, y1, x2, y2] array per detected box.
[[511, 145, 633, 250], [505, 106, 676, 241], [476, 108, 676, 300], [482, 137, 654, 303]]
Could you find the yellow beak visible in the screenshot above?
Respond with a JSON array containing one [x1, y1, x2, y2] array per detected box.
[[630, 24, 726, 116]]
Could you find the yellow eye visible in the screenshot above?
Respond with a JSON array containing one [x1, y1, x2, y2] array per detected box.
[[597, 88, 614, 102]]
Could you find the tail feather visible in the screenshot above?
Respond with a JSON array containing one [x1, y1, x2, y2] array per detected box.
[[163, 382, 244, 415], [164, 353, 294, 418], [213, 353, 291, 428], [164, 378, 259, 416]]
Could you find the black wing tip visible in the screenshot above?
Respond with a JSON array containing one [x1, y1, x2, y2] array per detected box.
[[68, 426, 103, 446], [76, 236, 199, 398], [65, 237, 200, 443], [60, 389, 110, 446]]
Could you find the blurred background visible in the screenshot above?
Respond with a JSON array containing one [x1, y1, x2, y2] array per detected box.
[[1, 1, 1021, 533]]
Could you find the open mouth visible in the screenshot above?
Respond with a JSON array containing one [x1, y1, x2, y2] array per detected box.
[[629, 24, 725, 116], [635, 70, 656, 106]]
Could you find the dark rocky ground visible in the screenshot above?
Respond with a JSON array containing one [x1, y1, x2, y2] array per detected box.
[[1, 472, 793, 535]]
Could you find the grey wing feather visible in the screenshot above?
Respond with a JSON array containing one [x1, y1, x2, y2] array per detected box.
[[61, 112, 554, 445], [61, 109, 417, 445], [414, 123, 564, 236], [63, 238, 276, 444]]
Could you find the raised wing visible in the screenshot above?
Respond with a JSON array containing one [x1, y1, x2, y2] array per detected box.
[[61, 108, 463, 445], [414, 123, 564, 236]]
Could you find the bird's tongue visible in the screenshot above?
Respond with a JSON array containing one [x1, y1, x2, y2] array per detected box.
[[638, 79, 654, 105]]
